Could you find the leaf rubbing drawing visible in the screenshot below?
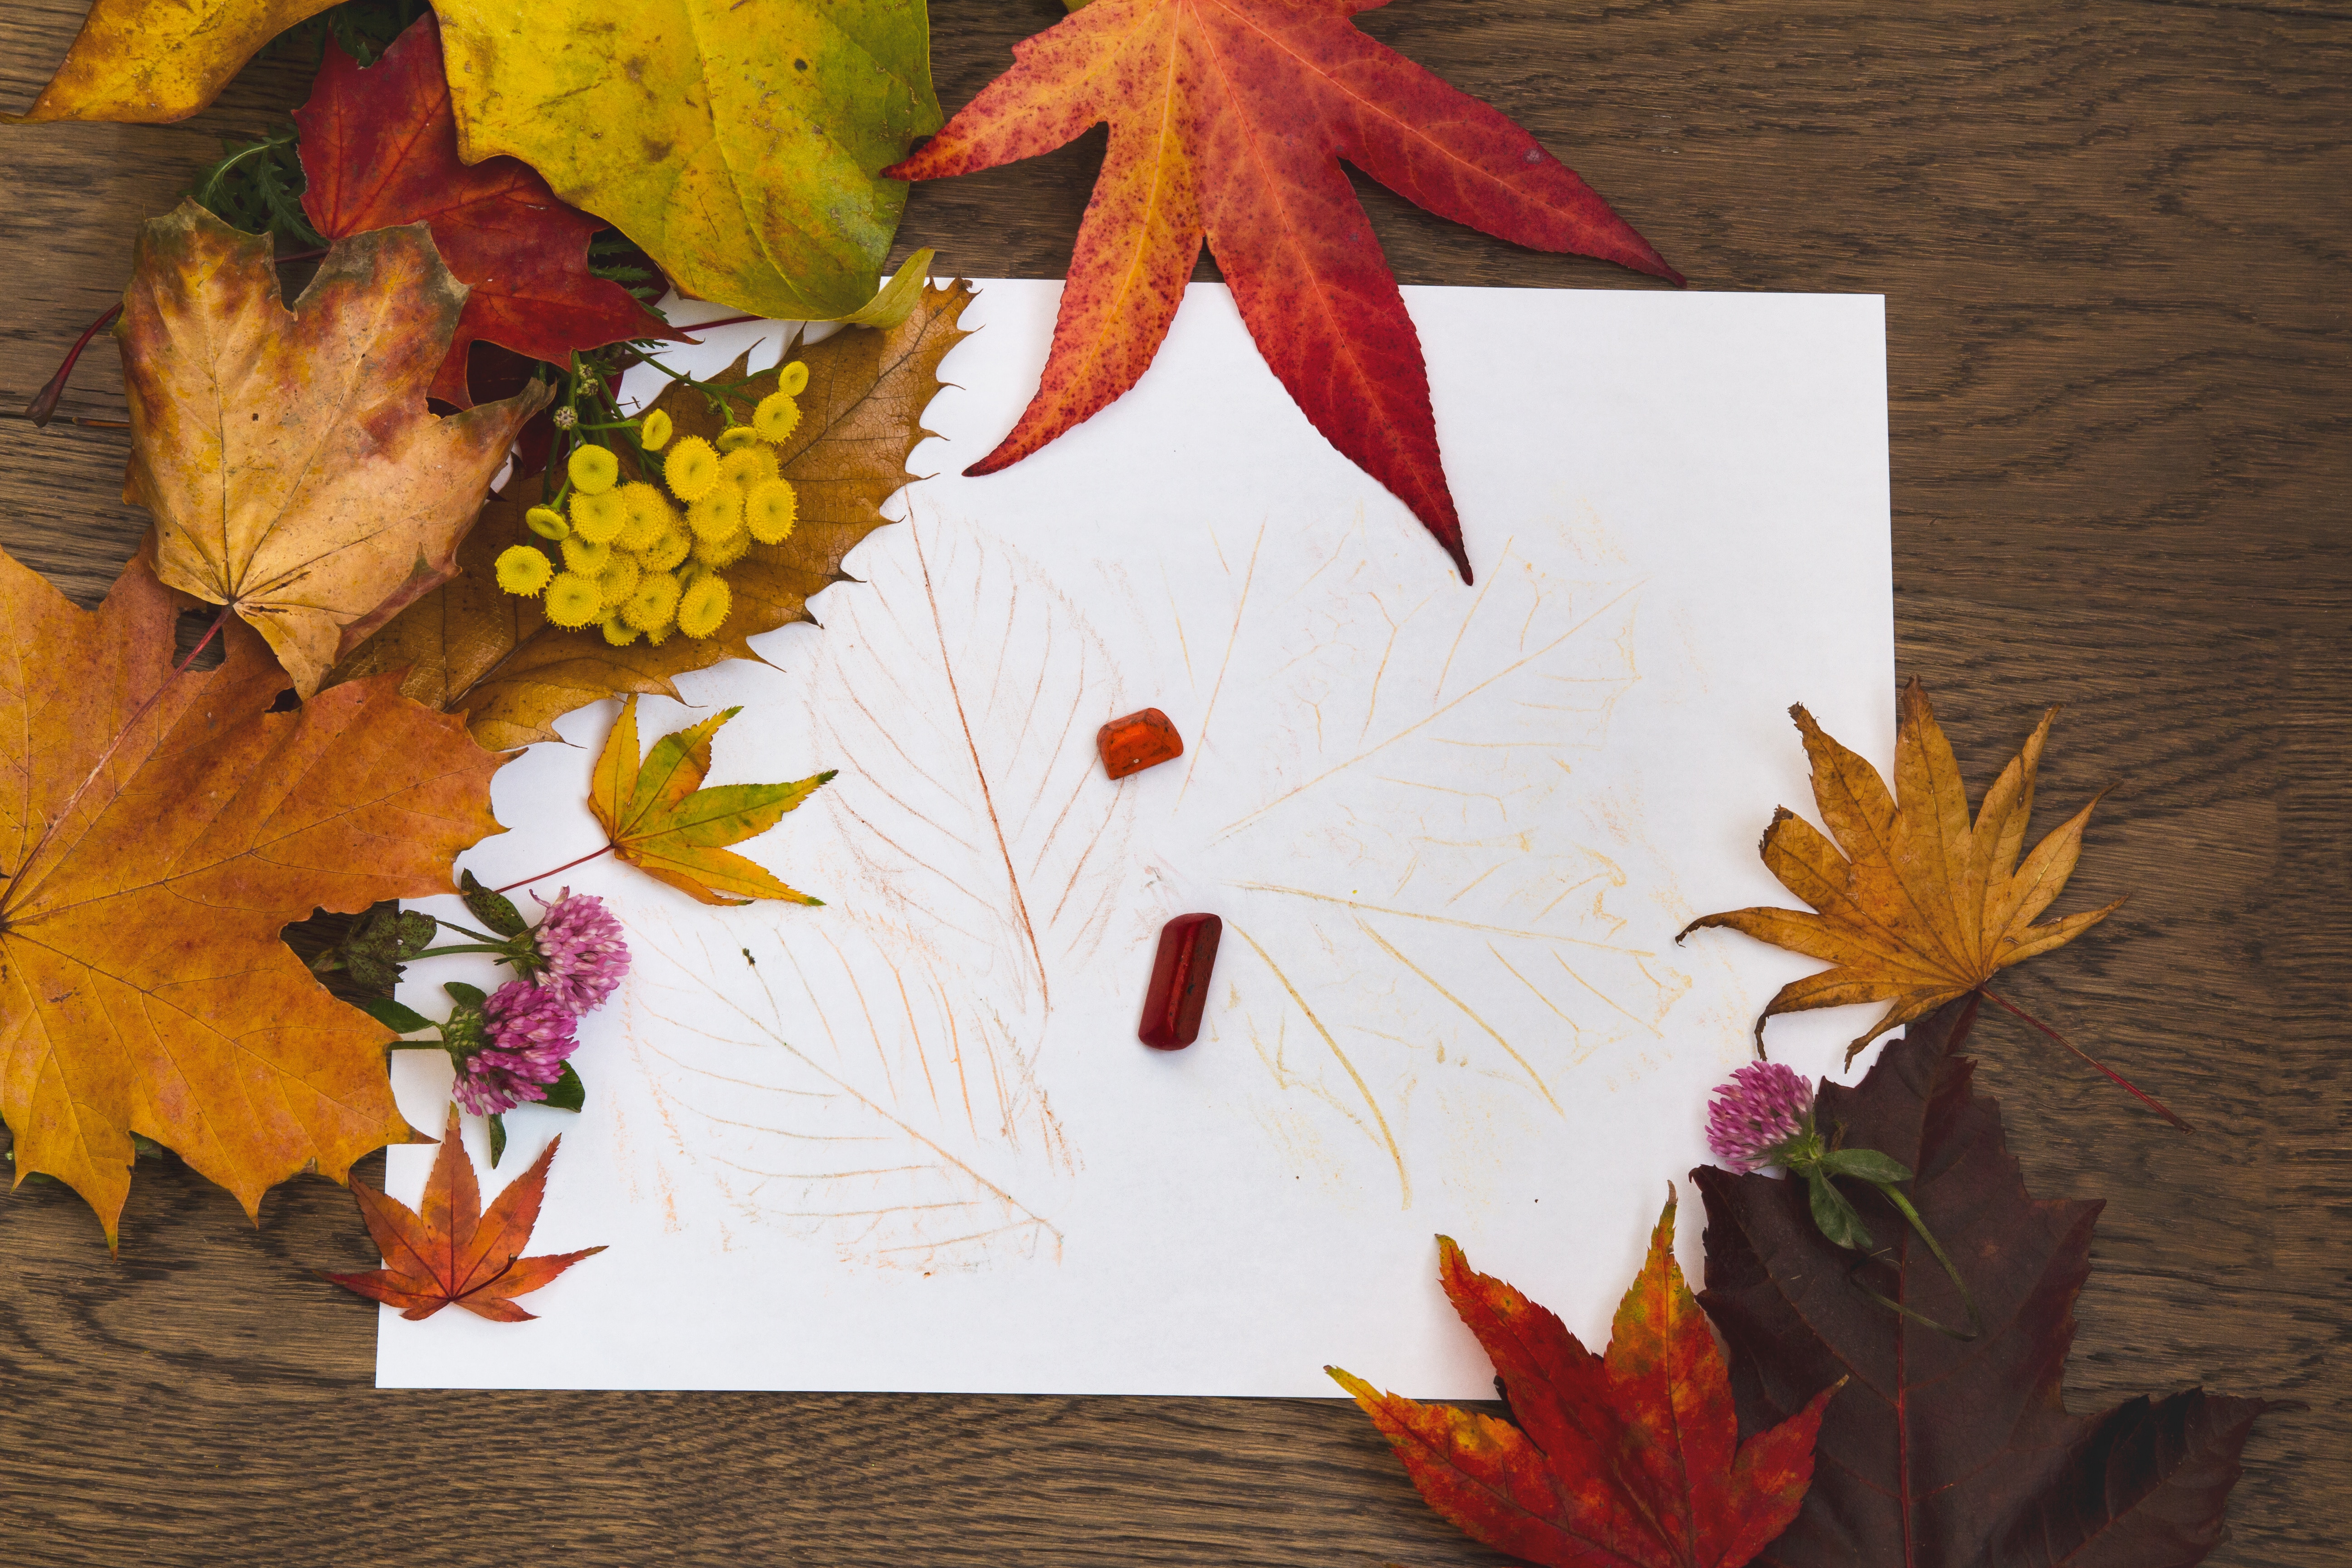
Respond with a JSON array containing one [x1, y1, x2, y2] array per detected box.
[[623, 909, 1068, 1269], [1176, 522, 1676, 1205], [804, 516, 1137, 1012]]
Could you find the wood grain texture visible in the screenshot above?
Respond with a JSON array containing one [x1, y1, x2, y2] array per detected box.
[[1, 0, 2344, 1564]]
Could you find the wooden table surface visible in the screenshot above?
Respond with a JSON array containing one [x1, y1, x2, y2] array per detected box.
[[1, 1, 2343, 1563]]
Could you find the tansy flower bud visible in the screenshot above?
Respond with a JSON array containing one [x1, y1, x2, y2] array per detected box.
[[745, 478, 797, 544], [715, 425, 762, 454], [524, 505, 571, 541], [638, 408, 673, 450], [637, 524, 691, 573], [560, 534, 613, 576], [718, 445, 778, 489], [622, 571, 682, 633], [693, 524, 750, 571], [570, 489, 628, 544], [777, 360, 809, 397], [753, 390, 801, 445], [567, 443, 620, 495], [677, 573, 732, 639], [616, 483, 670, 552], [551, 407, 578, 431], [597, 555, 642, 611], [495, 544, 554, 598], [686, 483, 745, 543], [662, 436, 720, 501], [544, 572, 603, 629]]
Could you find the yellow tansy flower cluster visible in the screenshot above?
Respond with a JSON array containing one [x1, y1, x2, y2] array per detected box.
[[491, 373, 805, 647]]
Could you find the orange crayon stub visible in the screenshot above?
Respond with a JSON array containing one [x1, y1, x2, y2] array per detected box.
[[1098, 707, 1183, 779]]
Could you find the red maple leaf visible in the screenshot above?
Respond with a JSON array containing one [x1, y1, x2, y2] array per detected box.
[[294, 15, 685, 408], [321, 1106, 604, 1322], [1696, 997, 2283, 1566], [1331, 1196, 1836, 1567], [885, 0, 1681, 583]]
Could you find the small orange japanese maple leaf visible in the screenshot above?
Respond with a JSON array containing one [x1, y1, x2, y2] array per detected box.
[[1681, 681, 2124, 1058], [887, 0, 1681, 582], [323, 1106, 603, 1322], [588, 696, 833, 905], [1332, 1195, 1835, 1568]]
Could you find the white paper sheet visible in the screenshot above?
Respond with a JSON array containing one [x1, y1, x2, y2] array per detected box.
[[374, 279, 1892, 1393]]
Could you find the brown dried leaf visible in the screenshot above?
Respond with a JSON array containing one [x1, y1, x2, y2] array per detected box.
[[328, 280, 973, 748], [118, 202, 548, 696]]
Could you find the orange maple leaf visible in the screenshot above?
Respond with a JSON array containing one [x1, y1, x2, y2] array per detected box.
[[0, 545, 505, 1241], [1331, 1195, 1836, 1568], [887, 0, 1681, 582], [1680, 681, 2124, 1062], [587, 696, 833, 906], [323, 1105, 603, 1321]]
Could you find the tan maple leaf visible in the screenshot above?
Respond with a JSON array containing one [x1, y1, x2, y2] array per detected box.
[[328, 279, 972, 749], [118, 201, 548, 697], [0, 544, 506, 1241], [1681, 681, 2123, 1063]]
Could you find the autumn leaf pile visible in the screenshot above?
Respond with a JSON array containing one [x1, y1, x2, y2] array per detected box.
[[1, 4, 961, 1243], [3, 4, 2284, 1559]]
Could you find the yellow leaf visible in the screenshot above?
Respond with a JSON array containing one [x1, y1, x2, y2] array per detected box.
[[0, 544, 506, 1243], [588, 697, 832, 906], [118, 202, 547, 697], [329, 278, 972, 749], [2, 0, 341, 124], [1681, 681, 2122, 1062], [430, 0, 942, 321]]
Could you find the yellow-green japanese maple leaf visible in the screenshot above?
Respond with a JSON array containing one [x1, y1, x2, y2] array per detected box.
[[589, 696, 832, 905]]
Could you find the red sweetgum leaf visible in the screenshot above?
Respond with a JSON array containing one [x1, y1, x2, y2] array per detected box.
[[323, 1105, 603, 1321], [1332, 1195, 1835, 1567], [1695, 996, 2286, 1566], [294, 15, 684, 408], [886, 0, 1681, 584]]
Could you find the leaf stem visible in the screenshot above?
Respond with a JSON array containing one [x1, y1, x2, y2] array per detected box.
[[25, 304, 122, 426], [1979, 987, 2191, 1130], [1845, 1179, 1984, 1341], [494, 843, 613, 895], [413, 943, 516, 959], [429, 917, 508, 945]]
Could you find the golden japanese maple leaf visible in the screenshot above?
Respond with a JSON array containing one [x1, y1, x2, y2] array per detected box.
[[588, 697, 833, 906], [0, 545, 505, 1242], [118, 202, 546, 697], [323, 1106, 603, 1322], [1682, 681, 2122, 1064]]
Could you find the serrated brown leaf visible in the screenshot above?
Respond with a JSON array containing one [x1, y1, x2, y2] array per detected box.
[[589, 696, 832, 906], [1696, 998, 2284, 1567], [1680, 681, 2122, 1062], [118, 202, 548, 697], [323, 1105, 603, 1321], [1332, 1196, 1835, 1568], [327, 279, 971, 749], [0, 544, 505, 1242]]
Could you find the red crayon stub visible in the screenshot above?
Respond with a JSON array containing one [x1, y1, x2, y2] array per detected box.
[[1098, 707, 1184, 779], [1140, 913, 1222, 1049]]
